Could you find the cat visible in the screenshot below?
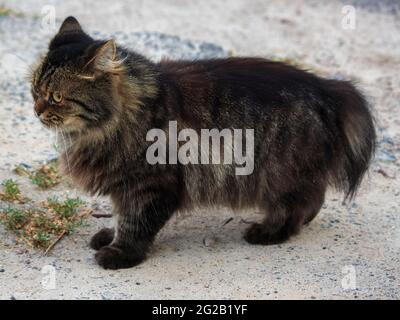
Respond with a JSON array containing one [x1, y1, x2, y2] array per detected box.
[[31, 17, 375, 269]]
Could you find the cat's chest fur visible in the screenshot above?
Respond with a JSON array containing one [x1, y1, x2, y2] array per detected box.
[[59, 136, 122, 196], [58, 130, 150, 197]]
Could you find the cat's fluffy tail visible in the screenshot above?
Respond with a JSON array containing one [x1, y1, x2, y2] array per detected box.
[[328, 80, 376, 200]]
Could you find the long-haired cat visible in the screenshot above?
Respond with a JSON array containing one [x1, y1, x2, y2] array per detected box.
[[31, 17, 375, 269]]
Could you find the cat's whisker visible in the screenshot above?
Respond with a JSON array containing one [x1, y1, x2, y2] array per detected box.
[[54, 126, 59, 151], [67, 131, 73, 149], [63, 128, 73, 150], [60, 128, 72, 175]]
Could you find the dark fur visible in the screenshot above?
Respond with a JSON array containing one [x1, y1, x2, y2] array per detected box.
[[31, 17, 376, 269]]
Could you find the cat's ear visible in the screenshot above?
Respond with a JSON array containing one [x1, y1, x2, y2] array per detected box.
[[58, 16, 83, 34], [85, 40, 125, 75]]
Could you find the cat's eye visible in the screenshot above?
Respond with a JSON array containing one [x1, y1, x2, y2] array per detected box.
[[52, 91, 63, 103]]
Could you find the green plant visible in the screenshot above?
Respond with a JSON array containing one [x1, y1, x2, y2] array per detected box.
[[0, 6, 23, 17], [0, 6, 12, 16], [33, 231, 50, 247], [64, 219, 85, 234], [1, 179, 21, 201], [47, 196, 83, 218], [29, 164, 61, 189], [33, 214, 49, 228], [1, 189, 88, 250], [2, 207, 28, 230]]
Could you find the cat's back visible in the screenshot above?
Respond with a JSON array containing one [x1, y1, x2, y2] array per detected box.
[[158, 57, 319, 86], [157, 57, 326, 109]]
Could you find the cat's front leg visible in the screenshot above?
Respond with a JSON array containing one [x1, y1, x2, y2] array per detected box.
[[95, 191, 179, 270], [90, 228, 115, 250]]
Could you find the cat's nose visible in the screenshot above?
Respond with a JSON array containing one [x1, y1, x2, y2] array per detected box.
[[34, 98, 46, 117]]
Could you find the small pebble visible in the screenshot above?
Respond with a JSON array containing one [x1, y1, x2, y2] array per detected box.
[[203, 236, 217, 247]]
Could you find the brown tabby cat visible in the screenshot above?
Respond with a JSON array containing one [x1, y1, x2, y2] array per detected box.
[[31, 17, 375, 269]]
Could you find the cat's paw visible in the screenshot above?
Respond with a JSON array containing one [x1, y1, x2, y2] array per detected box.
[[90, 228, 114, 250], [95, 245, 145, 270], [244, 223, 290, 245]]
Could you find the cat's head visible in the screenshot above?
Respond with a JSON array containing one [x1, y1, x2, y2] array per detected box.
[[31, 17, 126, 132]]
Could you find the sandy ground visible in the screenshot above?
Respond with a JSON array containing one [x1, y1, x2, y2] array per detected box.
[[0, 0, 399, 299]]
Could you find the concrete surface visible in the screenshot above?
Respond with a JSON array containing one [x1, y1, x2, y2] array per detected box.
[[0, 0, 399, 299]]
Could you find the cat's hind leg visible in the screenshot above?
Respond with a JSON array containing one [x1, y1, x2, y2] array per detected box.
[[244, 185, 325, 245]]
